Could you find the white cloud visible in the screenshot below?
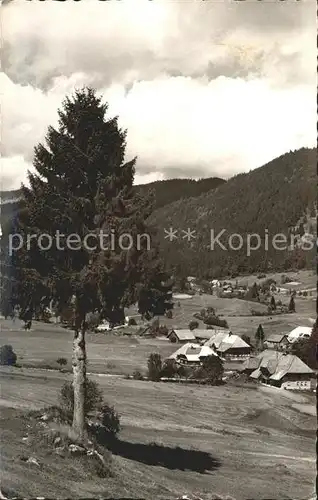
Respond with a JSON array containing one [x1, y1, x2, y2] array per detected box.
[[1, 155, 33, 191], [1, 0, 316, 190]]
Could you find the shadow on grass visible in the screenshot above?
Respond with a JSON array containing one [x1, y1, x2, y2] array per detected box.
[[94, 428, 221, 473]]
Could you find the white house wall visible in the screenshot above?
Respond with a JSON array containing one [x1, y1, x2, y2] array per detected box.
[[281, 380, 311, 390]]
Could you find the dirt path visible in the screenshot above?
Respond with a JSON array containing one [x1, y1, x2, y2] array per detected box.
[[245, 451, 315, 462]]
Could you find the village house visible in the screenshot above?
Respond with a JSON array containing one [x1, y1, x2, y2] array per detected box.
[[167, 329, 196, 343], [239, 356, 260, 376], [242, 350, 314, 390], [210, 279, 221, 288], [193, 329, 216, 342], [287, 326, 312, 344], [264, 333, 289, 350], [168, 342, 218, 365], [205, 331, 251, 360]]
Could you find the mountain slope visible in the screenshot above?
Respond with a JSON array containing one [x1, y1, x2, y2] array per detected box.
[[0, 177, 225, 228], [148, 148, 317, 277], [1, 177, 225, 210]]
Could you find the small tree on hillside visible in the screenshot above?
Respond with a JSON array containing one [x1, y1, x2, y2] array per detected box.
[[255, 324, 265, 350], [289, 321, 318, 369], [198, 355, 224, 384], [288, 296, 296, 312], [189, 320, 199, 331], [246, 282, 260, 301], [149, 317, 160, 335], [270, 296, 276, 310], [147, 353, 162, 381]]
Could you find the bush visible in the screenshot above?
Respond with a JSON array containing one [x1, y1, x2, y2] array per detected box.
[[147, 353, 162, 381], [132, 369, 144, 380], [158, 324, 169, 336], [165, 309, 173, 319], [0, 345, 17, 366], [128, 318, 137, 326], [98, 403, 121, 437], [56, 357, 67, 367], [149, 318, 160, 335], [195, 355, 224, 384], [59, 379, 103, 418], [160, 359, 179, 378], [86, 447, 113, 478], [206, 306, 216, 316], [281, 274, 293, 285], [204, 315, 228, 328], [189, 320, 199, 331]]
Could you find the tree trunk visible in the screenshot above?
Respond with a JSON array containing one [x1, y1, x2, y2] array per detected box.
[[72, 303, 87, 439]]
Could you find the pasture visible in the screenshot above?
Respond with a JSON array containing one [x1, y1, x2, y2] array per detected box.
[[0, 268, 316, 499], [0, 366, 316, 499]]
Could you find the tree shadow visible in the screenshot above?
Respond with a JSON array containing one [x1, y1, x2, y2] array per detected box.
[[94, 429, 221, 473]]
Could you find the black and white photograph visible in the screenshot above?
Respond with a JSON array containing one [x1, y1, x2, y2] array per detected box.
[[0, 0, 316, 499]]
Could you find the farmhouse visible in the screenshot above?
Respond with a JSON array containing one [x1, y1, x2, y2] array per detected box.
[[193, 329, 216, 342], [264, 333, 289, 350], [239, 356, 260, 376], [246, 350, 314, 390], [168, 342, 218, 365], [167, 329, 196, 343], [205, 331, 251, 360], [210, 279, 221, 288], [287, 326, 312, 344]]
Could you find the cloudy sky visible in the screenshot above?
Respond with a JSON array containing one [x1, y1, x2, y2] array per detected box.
[[1, 0, 316, 190]]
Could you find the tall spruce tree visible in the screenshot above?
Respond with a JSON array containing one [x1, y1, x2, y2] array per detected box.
[[12, 87, 171, 437]]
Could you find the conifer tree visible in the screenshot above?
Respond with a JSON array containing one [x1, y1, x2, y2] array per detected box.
[[270, 295, 276, 310], [288, 296, 296, 312], [12, 87, 171, 437], [255, 324, 265, 350]]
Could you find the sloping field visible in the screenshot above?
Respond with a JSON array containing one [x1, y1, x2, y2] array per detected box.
[[0, 320, 176, 375], [0, 366, 316, 500], [126, 294, 268, 330], [1, 285, 315, 376], [228, 269, 316, 292]]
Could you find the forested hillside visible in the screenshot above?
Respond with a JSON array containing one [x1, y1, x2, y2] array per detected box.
[[148, 148, 317, 278], [0, 177, 225, 228], [1, 149, 316, 278]]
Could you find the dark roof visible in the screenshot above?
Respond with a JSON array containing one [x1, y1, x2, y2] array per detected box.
[[168, 329, 196, 341], [240, 357, 260, 372], [265, 334, 289, 343], [250, 351, 314, 380]]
